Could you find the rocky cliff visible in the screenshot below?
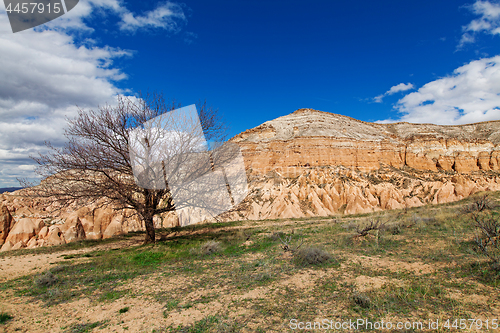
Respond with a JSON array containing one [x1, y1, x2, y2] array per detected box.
[[232, 108, 500, 176], [2, 108, 500, 251], [227, 108, 500, 220]]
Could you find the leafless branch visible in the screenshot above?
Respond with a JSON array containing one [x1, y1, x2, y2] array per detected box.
[[278, 231, 304, 253], [354, 218, 385, 238]]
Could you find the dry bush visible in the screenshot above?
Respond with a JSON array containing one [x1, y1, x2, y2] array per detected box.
[[403, 213, 437, 228], [351, 292, 371, 308], [381, 223, 401, 235], [342, 222, 358, 231], [470, 212, 500, 266], [294, 246, 332, 266], [34, 271, 58, 287], [463, 194, 497, 214], [200, 240, 222, 255], [215, 320, 239, 333], [268, 231, 285, 241], [354, 218, 385, 237], [277, 231, 304, 253]]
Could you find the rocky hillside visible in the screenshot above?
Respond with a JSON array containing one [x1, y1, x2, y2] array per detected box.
[[229, 108, 500, 220], [233, 108, 500, 176], [2, 108, 500, 251]]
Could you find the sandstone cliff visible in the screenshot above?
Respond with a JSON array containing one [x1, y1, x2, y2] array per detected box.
[[232, 108, 500, 177]]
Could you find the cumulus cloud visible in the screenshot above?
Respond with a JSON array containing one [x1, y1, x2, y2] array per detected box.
[[373, 83, 414, 103], [459, 0, 500, 47], [380, 56, 500, 125], [0, 1, 186, 187]]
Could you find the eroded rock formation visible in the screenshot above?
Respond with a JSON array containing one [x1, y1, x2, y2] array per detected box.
[[232, 109, 500, 177]]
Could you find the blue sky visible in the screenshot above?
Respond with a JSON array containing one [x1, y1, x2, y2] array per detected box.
[[0, 0, 500, 186]]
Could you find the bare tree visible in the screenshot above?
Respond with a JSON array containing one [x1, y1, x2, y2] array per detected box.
[[24, 93, 236, 244]]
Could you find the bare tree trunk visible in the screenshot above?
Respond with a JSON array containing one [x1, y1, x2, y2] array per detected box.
[[144, 215, 156, 244]]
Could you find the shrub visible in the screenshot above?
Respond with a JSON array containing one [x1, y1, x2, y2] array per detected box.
[[0, 312, 13, 324], [119, 307, 129, 314], [200, 240, 222, 255], [470, 212, 500, 266], [355, 219, 385, 237], [351, 293, 371, 308], [268, 231, 284, 241], [34, 271, 58, 287], [216, 320, 239, 333], [381, 223, 401, 235], [294, 246, 332, 266]]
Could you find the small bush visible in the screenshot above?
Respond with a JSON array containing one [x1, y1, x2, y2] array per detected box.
[[0, 312, 13, 324], [351, 293, 371, 308], [470, 212, 500, 265], [65, 320, 108, 333], [342, 223, 357, 231], [216, 320, 239, 333], [294, 246, 332, 266], [268, 231, 284, 241], [200, 240, 222, 255], [381, 223, 401, 235], [34, 271, 58, 287], [118, 307, 129, 314], [253, 271, 272, 282], [355, 219, 385, 237], [405, 214, 435, 227]]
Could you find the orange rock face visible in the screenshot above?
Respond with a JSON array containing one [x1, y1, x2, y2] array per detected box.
[[232, 109, 500, 176]]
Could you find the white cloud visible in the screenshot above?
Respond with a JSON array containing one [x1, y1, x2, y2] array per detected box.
[[381, 56, 500, 125], [119, 2, 186, 32], [374, 83, 414, 103], [0, 1, 186, 187], [459, 0, 500, 47]]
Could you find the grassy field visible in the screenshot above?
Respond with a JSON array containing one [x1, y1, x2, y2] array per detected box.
[[0, 193, 499, 332]]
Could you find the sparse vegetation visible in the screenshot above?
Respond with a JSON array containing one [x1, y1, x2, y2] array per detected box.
[[354, 218, 385, 237], [469, 211, 500, 266], [64, 320, 109, 333], [276, 231, 303, 253], [119, 306, 129, 314], [351, 292, 371, 308], [462, 193, 497, 213], [200, 240, 223, 255], [34, 271, 58, 287], [294, 246, 332, 266], [0, 312, 13, 324], [1, 193, 500, 332]]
